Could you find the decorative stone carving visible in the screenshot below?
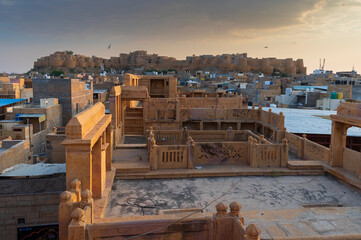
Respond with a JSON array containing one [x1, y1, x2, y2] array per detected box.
[[215, 202, 228, 216]]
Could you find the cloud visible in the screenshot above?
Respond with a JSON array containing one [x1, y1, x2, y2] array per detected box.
[[0, 0, 15, 6], [0, 0, 337, 40]]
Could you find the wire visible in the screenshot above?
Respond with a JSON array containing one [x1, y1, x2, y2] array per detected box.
[[125, 177, 243, 240]]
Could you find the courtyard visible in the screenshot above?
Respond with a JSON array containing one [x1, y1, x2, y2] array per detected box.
[[106, 175, 361, 217]]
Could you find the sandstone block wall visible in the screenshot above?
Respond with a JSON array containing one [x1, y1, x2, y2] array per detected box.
[[34, 51, 306, 76], [33, 78, 92, 125], [0, 140, 31, 172], [0, 176, 65, 240]]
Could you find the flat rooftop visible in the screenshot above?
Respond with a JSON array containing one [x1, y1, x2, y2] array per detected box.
[[105, 175, 361, 218], [0, 163, 66, 176], [262, 107, 361, 136], [0, 98, 26, 107]]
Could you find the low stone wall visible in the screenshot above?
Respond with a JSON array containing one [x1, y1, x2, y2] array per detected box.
[[46, 133, 66, 163], [194, 142, 248, 165], [179, 96, 247, 109], [62, 198, 255, 240], [149, 139, 287, 169], [285, 131, 330, 161], [342, 148, 361, 176], [148, 129, 267, 146], [303, 138, 330, 161], [32, 129, 48, 156], [285, 131, 302, 156], [0, 140, 31, 172], [149, 145, 188, 169]]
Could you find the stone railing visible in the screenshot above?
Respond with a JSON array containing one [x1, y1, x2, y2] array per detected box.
[[248, 136, 288, 168], [147, 128, 270, 146], [148, 133, 288, 169], [150, 144, 189, 169], [178, 95, 247, 109], [193, 142, 249, 165], [63, 201, 261, 240], [285, 132, 330, 161], [303, 138, 330, 161], [59, 179, 94, 240], [342, 147, 361, 178]]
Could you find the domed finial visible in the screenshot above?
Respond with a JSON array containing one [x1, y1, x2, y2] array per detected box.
[[187, 136, 195, 146], [215, 202, 228, 216], [71, 178, 81, 190], [60, 191, 72, 203], [229, 201, 242, 217], [246, 224, 261, 239], [71, 208, 84, 223], [81, 189, 93, 202]]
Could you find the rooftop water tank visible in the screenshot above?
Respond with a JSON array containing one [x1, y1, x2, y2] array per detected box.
[[330, 91, 338, 99], [285, 88, 292, 96], [337, 92, 343, 99]]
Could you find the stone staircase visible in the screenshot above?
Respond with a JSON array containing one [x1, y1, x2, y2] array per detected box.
[[124, 107, 143, 135], [112, 147, 150, 178]]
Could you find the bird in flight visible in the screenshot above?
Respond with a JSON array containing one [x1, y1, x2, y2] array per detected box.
[[264, 46, 268, 48], [108, 43, 111, 50]]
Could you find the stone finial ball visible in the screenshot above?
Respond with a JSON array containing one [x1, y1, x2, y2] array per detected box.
[[229, 201, 242, 211], [71, 178, 81, 189], [215, 202, 228, 213], [71, 208, 84, 221], [81, 189, 93, 200], [60, 191, 72, 203], [246, 224, 261, 236]]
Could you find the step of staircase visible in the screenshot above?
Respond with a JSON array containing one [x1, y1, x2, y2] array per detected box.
[[116, 144, 147, 149], [114, 162, 150, 174], [287, 160, 325, 170]]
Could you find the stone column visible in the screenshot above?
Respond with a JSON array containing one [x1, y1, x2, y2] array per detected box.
[[106, 125, 112, 171], [299, 134, 307, 159], [281, 138, 289, 167], [149, 136, 158, 170], [91, 138, 102, 198], [248, 136, 258, 167], [59, 191, 74, 240], [330, 121, 349, 167], [187, 136, 195, 169], [182, 127, 189, 145], [229, 201, 244, 225], [227, 127, 233, 141], [68, 208, 86, 240], [268, 108, 272, 124], [65, 145, 92, 192], [81, 189, 93, 224], [213, 203, 234, 240]]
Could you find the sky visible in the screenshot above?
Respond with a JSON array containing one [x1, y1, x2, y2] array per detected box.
[[1, 0, 361, 73]]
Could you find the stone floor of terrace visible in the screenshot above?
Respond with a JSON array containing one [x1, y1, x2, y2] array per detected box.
[[105, 175, 361, 239]]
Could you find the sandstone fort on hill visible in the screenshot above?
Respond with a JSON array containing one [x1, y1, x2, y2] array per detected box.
[[34, 50, 306, 75]]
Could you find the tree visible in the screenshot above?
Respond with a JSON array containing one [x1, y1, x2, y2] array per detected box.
[[50, 70, 64, 77]]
